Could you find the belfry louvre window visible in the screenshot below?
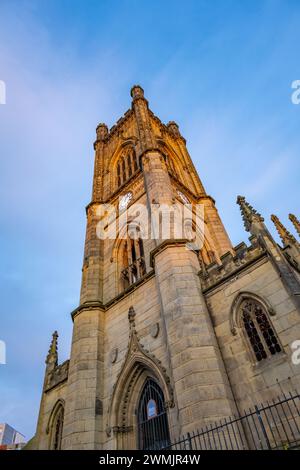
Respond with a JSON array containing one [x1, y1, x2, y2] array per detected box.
[[240, 299, 281, 362], [117, 148, 138, 188], [138, 379, 170, 450]]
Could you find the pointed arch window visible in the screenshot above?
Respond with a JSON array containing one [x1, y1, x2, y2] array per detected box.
[[116, 147, 138, 188], [240, 299, 281, 362], [138, 379, 170, 450], [49, 402, 64, 450], [120, 227, 146, 290]]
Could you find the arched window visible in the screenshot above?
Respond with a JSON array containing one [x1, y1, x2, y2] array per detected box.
[[49, 403, 64, 450], [127, 152, 132, 178], [122, 158, 126, 182], [117, 162, 121, 187], [240, 298, 281, 362], [120, 227, 146, 290], [137, 379, 170, 450], [116, 148, 138, 188]]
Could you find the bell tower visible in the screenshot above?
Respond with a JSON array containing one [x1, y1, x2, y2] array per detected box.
[[81, 85, 233, 302], [60, 86, 236, 449], [34, 86, 238, 450]]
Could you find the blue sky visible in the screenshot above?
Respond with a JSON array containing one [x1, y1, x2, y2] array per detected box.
[[0, 0, 299, 439]]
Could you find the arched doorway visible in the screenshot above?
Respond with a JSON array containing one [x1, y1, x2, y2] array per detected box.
[[137, 378, 170, 450]]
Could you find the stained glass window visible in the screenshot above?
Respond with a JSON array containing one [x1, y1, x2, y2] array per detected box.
[[241, 299, 281, 362]]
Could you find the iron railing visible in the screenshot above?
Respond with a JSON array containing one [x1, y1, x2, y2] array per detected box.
[[164, 391, 300, 450]]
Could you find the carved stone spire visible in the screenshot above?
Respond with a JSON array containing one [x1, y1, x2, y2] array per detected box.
[[289, 214, 300, 237], [46, 331, 58, 369], [236, 197, 300, 310], [166, 121, 181, 138], [271, 214, 297, 246], [236, 195, 264, 233]]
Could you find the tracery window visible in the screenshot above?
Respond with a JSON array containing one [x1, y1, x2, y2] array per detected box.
[[121, 227, 146, 290], [117, 147, 138, 188], [240, 299, 281, 362]]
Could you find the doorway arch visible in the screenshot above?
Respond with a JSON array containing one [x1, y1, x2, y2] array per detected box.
[[137, 378, 170, 450]]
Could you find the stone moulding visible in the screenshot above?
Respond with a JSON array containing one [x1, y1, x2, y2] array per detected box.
[[71, 301, 104, 321], [230, 290, 276, 336], [71, 272, 155, 321], [46, 399, 65, 435]]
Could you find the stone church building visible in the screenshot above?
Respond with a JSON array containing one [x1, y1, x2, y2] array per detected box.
[[29, 86, 300, 450]]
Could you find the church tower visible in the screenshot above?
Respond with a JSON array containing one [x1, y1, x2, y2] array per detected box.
[[31, 86, 300, 450]]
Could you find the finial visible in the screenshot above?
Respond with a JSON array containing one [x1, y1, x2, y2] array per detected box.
[[130, 85, 145, 100], [46, 331, 58, 367], [289, 214, 300, 237], [271, 215, 297, 246], [167, 121, 181, 137], [236, 195, 264, 232], [96, 123, 108, 141]]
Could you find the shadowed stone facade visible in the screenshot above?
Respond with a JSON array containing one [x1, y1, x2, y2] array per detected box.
[[29, 86, 300, 450]]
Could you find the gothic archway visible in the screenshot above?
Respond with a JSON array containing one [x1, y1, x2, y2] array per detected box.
[[106, 307, 174, 449], [137, 378, 170, 450]]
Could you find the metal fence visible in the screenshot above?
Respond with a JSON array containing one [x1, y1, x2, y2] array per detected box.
[[164, 391, 300, 450]]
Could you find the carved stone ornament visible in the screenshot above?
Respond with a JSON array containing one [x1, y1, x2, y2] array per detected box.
[[150, 322, 160, 338], [110, 348, 118, 364]]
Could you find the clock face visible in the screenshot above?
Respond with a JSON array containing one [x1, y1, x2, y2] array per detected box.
[[119, 192, 133, 211], [177, 190, 189, 204]]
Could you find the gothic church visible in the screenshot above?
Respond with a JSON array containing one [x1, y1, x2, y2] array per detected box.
[[29, 86, 300, 450]]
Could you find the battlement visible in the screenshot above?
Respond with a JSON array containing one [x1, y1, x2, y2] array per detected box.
[[45, 360, 69, 392], [199, 235, 266, 291]]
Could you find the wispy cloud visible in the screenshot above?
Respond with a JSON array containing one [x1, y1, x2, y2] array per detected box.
[[0, 0, 299, 439]]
